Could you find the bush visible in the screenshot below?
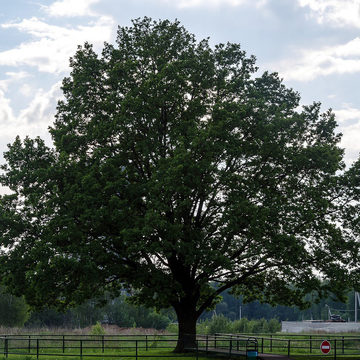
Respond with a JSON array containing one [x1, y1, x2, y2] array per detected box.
[[252, 318, 266, 333], [207, 315, 232, 334], [166, 322, 178, 333], [231, 318, 248, 333], [196, 319, 210, 334], [146, 312, 171, 330], [230, 318, 281, 334], [268, 318, 281, 333], [90, 322, 106, 335], [169, 317, 281, 335]]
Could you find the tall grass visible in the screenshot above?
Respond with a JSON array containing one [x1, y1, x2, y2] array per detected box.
[[166, 316, 281, 335]]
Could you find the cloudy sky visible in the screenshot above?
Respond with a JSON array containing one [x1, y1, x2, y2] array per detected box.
[[1, 0, 360, 177]]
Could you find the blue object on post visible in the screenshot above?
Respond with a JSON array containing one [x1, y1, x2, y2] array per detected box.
[[246, 350, 258, 359]]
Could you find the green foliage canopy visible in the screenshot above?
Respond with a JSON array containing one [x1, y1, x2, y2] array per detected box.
[[0, 17, 358, 348]]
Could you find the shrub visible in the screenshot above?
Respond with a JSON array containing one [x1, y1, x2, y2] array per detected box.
[[90, 322, 106, 335], [207, 315, 232, 334], [169, 317, 281, 335], [268, 318, 281, 333], [166, 322, 178, 333], [231, 318, 248, 333], [244, 319, 256, 333]]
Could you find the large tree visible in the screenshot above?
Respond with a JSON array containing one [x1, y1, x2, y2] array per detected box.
[[0, 18, 358, 350]]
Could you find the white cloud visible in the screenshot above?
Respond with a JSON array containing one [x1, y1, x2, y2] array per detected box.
[[0, 89, 15, 126], [274, 37, 360, 81], [0, 16, 115, 74], [19, 84, 34, 97], [0, 71, 30, 93], [0, 82, 61, 169], [0, 72, 32, 123], [18, 82, 62, 125], [43, 0, 101, 17], [4, 71, 30, 81], [298, 0, 360, 28], [334, 106, 360, 165], [0, 72, 34, 136], [161, 0, 267, 8]]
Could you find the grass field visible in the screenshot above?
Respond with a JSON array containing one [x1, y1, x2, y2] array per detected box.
[[2, 329, 360, 359], [0, 349, 223, 360], [0, 334, 226, 360]]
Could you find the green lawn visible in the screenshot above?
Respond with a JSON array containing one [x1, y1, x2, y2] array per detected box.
[[1, 347, 226, 360], [1, 354, 223, 360]]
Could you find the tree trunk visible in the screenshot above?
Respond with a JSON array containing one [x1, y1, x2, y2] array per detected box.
[[174, 306, 198, 352]]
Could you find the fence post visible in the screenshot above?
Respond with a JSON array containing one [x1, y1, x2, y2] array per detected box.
[[36, 339, 39, 360], [206, 335, 208, 353], [229, 339, 232, 357], [80, 339, 82, 359], [334, 339, 336, 360], [342, 336, 344, 354], [270, 335, 272, 352], [214, 334, 217, 349], [136, 340, 138, 360], [309, 335, 312, 353], [261, 338, 264, 353], [28, 335, 31, 353], [287, 339, 290, 358], [196, 340, 199, 360], [102, 335, 105, 353], [4, 338, 8, 359], [146, 335, 148, 351], [62, 335, 65, 353]]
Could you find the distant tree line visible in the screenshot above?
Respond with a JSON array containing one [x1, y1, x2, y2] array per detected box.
[[0, 286, 357, 330], [201, 290, 357, 322], [26, 295, 173, 329], [0, 289, 172, 329]]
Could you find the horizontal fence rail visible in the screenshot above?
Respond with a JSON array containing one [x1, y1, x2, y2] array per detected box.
[[207, 333, 360, 358], [0, 335, 201, 360], [3, 333, 360, 359]]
